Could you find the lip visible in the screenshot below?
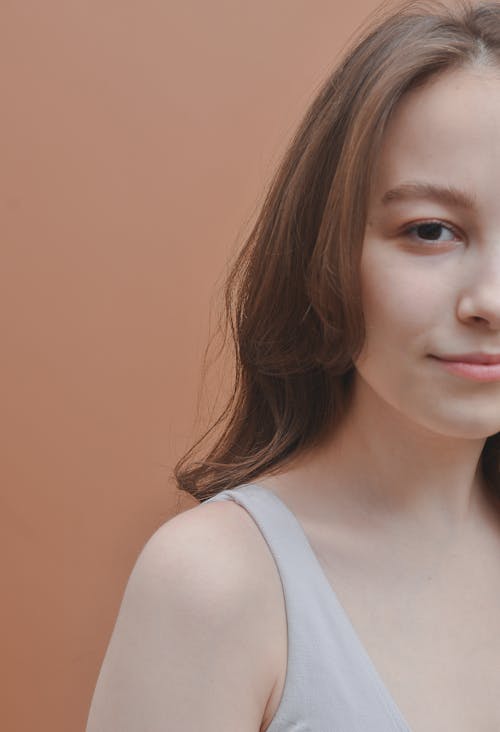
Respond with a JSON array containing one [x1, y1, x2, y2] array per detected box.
[[429, 355, 500, 382], [433, 352, 500, 364]]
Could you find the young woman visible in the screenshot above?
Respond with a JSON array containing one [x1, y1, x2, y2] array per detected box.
[[86, 0, 500, 730]]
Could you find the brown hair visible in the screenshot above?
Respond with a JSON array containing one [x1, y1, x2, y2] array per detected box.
[[174, 0, 500, 503]]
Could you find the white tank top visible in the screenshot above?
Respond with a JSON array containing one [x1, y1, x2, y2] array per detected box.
[[203, 482, 412, 731]]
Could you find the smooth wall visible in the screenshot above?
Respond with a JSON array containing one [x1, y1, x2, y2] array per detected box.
[[1, 2, 379, 730]]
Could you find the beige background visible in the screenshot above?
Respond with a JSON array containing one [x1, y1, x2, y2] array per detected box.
[[1, 2, 379, 730]]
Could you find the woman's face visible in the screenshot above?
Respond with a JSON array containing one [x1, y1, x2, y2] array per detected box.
[[355, 66, 500, 439]]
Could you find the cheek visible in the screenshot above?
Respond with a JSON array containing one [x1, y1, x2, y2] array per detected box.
[[359, 253, 442, 342]]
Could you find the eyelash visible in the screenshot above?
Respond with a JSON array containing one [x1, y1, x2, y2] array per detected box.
[[401, 219, 461, 245]]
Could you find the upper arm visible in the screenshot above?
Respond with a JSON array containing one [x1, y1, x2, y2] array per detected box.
[[85, 501, 277, 732]]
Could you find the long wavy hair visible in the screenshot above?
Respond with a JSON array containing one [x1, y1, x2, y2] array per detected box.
[[174, 0, 500, 504]]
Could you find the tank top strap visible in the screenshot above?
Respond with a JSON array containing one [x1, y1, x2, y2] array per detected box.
[[202, 482, 411, 732], [204, 482, 328, 599]]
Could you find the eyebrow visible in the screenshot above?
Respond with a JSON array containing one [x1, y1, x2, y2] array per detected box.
[[380, 181, 477, 210]]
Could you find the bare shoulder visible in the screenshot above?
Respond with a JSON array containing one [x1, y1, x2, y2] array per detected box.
[[85, 496, 285, 732], [145, 497, 284, 618]]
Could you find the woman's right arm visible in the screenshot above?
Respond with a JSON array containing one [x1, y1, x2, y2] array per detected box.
[[85, 502, 276, 732]]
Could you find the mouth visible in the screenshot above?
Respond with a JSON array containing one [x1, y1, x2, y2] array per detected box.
[[429, 355, 500, 382], [431, 352, 500, 365]]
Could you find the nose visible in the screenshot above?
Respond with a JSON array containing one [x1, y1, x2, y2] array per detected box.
[[456, 257, 500, 330]]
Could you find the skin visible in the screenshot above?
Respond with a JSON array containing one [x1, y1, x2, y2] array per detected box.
[[269, 65, 500, 547], [353, 64, 500, 530], [256, 65, 500, 729]]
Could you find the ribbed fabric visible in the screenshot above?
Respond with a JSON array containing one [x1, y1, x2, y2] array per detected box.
[[202, 483, 412, 732]]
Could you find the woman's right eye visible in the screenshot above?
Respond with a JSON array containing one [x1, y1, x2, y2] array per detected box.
[[402, 220, 460, 245]]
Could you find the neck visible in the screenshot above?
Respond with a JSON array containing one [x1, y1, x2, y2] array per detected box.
[[303, 374, 493, 538]]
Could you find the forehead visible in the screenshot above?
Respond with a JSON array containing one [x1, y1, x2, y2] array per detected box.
[[369, 68, 500, 209]]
